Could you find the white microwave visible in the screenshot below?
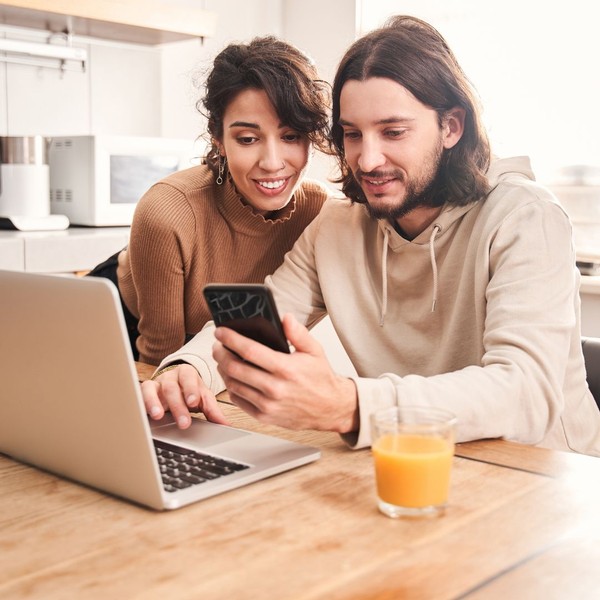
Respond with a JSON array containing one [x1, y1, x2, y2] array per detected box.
[[49, 135, 200, 226]]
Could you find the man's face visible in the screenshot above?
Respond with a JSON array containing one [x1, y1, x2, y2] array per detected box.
[[339, 77, 456, 223]]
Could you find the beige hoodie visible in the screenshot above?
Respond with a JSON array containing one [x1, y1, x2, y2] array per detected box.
[[161, 156, 600, 456]]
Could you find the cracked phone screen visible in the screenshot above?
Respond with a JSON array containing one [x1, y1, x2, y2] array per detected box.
[[203, 285, 290, 354]]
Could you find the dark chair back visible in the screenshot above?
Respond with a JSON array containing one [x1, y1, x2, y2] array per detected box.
[[581, 336, 600, 411]]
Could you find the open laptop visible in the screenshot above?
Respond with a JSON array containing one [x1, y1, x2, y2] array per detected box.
[[0, 270, 320, 510]]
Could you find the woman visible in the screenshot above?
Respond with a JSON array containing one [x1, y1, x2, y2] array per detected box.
[[88, 36, 331, 365]]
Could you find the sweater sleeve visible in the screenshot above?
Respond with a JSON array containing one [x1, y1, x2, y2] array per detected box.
[[125, 183, 196, 365], [156, 204, 330, 390], [152, 181, 329, 380]]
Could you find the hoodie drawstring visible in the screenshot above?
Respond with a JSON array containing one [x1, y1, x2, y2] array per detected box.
[[379, 223, 441, 326], [379, 227, 389, 326], [429, 224, 441, 312]]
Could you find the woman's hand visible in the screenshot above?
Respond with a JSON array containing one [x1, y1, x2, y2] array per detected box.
[[141, 363, 228, 428]]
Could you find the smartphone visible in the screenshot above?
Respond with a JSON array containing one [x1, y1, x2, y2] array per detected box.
[[203, 284, 290, 354]]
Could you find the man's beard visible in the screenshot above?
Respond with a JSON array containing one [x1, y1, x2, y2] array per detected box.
[[359, 137, 445, 222]]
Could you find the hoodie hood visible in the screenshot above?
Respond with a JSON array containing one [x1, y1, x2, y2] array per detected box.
[[376, 156, 536, 324], [485, 155, 535, 187]]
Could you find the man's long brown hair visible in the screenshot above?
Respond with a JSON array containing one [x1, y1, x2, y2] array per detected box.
[[331, 15, 491, 207]]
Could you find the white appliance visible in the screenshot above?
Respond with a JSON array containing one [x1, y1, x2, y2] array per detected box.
[[48, 135, 200, 226], [0, 136, 69, 231], [551, 184, 600, 271]]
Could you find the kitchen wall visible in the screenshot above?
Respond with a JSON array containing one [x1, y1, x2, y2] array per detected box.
[[0, 26, 160, 137], [0, 0, 356, 185], [0, 1, 283, 137]]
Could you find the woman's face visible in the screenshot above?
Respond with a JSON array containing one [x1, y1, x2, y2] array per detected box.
[[218, 88, 311, 215]]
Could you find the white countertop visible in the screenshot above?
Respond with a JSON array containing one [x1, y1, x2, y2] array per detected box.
[[0, 226, 130, 273], [580, 275, 600, 296], [2, 226, 600, 293]]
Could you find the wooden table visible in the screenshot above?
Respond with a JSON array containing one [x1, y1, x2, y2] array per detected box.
[[1, 365, 599, 599]]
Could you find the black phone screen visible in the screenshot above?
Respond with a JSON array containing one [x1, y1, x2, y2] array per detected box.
[[203, 284, 290, 354]]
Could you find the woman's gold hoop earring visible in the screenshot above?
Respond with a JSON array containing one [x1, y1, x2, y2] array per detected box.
[[216, 155, 227, 185]]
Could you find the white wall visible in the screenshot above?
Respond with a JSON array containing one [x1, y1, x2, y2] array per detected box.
[[159, 0, 284, 143], [357, 0, 600, 183], [280, 0, 357, 187], [282, 0, 357, 86]]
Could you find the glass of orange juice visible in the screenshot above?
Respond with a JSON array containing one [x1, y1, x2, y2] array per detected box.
[[371, 406, 457, 518]]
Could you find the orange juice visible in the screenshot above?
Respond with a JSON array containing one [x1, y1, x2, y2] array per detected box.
[[372, 433, 453, 508]]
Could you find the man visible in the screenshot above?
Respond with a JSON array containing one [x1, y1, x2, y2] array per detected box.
[[142, 16, 600, 456]]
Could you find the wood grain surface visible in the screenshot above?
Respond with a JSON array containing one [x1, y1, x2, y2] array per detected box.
[[1, 365, 598, 599]]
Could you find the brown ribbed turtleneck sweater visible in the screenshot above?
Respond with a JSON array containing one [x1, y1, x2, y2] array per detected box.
[[117, 164, 329, 365]]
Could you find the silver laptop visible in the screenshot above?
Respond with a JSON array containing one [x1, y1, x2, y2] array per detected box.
[[0, 270, 320, 510]]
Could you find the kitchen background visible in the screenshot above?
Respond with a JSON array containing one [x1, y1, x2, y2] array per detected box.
[[2, 0, 598, 182], [1, 0, 599, 342]]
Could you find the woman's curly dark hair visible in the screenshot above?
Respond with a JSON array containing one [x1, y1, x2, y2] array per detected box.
[[331, 15, 491, 207], [198, 36, 331, 177]]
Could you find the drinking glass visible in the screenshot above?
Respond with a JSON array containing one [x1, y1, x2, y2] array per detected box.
[[371, 406, 457, 518]]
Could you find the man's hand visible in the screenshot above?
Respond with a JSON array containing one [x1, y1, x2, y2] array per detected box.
[[213, 314, 359, 433], [141, 363, 228, 429]]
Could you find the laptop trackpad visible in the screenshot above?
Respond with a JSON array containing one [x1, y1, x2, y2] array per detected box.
[[152, 418, 251, 448]]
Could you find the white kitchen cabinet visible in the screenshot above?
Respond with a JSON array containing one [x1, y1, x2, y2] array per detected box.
[[0, 235, 23, 269], [0, 227, 129, 273], [0, 0, 217, 44]]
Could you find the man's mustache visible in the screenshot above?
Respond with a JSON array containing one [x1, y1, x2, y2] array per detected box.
[[355, 169, 405, 181]]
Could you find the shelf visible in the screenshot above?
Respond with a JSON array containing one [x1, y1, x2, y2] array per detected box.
[[0, 0, 217, 45]]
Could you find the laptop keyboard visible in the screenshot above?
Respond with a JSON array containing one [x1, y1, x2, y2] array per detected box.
[[153, 439, 250, 493]]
